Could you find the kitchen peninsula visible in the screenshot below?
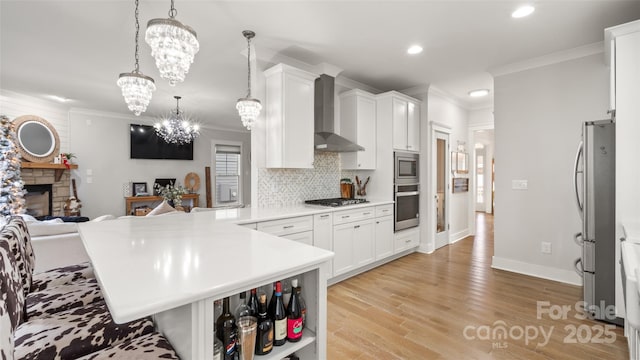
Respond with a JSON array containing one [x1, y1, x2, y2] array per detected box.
[[78, 211, 334, 359]]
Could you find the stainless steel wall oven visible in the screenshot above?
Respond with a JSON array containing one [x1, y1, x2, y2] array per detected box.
[[394, 151, 420, 231]]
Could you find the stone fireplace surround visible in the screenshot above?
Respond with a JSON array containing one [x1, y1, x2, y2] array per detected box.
[[21, 168, 71, 216]]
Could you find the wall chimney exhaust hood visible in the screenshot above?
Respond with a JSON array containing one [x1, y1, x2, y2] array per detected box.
[[314, 74, 364, 152]]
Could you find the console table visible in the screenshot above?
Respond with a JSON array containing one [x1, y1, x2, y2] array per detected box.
[[125, 194, 199, 215]]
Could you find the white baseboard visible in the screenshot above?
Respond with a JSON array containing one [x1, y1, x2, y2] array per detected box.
[[418, 242, 434, 254], [491, 256, 582, 286], [450, 229, 470, 244]]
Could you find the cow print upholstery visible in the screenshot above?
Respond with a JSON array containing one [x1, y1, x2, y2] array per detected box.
[[75, 332, 180, 359], [14, 301, 155, 360], [1, 238, 26, 360], [26, 277, 103, 320], [1, 217, 34, 298], [31, 262, 94, 292]]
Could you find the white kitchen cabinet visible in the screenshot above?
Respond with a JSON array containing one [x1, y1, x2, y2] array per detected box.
[[332, 222, 356, 276], [264, 64, 317, 168], [394, 227, 420, 254], [313, 213, 333, 278], [257, 215, 313, 236], [332, 206, 376, 276], [375, 205, 394, 260], [353, 220, 375, 267], [379, 91, 421, 152], [332, 219, 375, 276], [283, 230, 314, 245], [339, 89, 377, 170]]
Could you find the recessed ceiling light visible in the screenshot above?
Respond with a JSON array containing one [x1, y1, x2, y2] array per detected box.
[[468, 89, 490, 97], [407, 45, 423, 55], [512, 5, 535, 18]]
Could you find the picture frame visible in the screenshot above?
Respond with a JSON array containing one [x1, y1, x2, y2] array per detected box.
[[452, 177, 469, 193], [132, 182, 148, 196], [456, 152, 469, 174]]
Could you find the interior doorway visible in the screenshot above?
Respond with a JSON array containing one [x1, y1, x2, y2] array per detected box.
[[434, 131, 449, 249]]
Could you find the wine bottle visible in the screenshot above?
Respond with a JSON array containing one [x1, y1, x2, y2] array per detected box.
[[287, 278, 303, 342], [215, 297, 237, 360], [282, 278, 292, 309], [270, 281, 287, 346], [247, 288, 259, 317], [255, 293, 273, 355], [297, 282, 307, 328], [268, 282, 276, 316], [235, 291, 250, 320]]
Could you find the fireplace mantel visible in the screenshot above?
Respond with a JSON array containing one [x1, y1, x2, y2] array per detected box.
[[21, 162, 78, 182]]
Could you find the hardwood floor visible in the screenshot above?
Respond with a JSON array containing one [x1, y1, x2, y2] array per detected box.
[[326, 213, 629, 359]]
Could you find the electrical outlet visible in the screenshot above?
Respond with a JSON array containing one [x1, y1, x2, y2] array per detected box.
[[541, 242, 552, 254]]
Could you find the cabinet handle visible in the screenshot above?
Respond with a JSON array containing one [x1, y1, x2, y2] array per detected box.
[[405, 239, 412, 243], [382, 209, 389, 212], [363, 212, 371, 215], [354, 225, 360, 229], [320, 214, 329, 219], [342, 215, 350, 219], [283, 225, 294, 229], [376, 221, 380, 224]]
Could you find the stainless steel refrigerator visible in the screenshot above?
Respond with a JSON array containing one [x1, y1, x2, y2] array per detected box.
[[573, 119, 619, 324]]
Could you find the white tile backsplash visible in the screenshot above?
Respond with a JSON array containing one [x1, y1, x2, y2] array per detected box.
[[257, 152, 359, 208]]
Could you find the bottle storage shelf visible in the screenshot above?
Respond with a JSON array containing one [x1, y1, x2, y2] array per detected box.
[[259, 330, 316, 360]]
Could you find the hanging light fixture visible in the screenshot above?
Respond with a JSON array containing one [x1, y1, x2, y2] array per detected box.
[[154, 96, 200, 144], [236, 30, 262, 131], [117, 0, 156, 116], [145, 0, 199, 86]]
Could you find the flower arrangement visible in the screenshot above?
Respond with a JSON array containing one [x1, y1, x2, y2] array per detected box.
[[154, 182, 186, 204]]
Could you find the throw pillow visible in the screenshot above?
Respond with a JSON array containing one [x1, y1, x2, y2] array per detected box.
[[146, 201, 178, 216]]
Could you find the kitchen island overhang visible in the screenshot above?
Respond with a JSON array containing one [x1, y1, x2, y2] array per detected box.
[[78, 211, 334, 359]]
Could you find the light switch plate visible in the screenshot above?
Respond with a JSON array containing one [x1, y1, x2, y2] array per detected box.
[[512, 180, 528, 190]]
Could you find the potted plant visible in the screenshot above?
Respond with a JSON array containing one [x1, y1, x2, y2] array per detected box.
[[154, 182, 186, 208]]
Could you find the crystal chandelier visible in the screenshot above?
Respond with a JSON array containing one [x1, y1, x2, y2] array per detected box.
[[117, 0, 156, 116], [236, 30, 262, 131], [154, 96, 200, 145], [145, 0, 199, 86]]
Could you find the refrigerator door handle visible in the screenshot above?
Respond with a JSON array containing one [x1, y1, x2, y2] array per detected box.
[[573, 140, 584, 219], [574, 232, 583, 246], [574, 258, 584, 277]]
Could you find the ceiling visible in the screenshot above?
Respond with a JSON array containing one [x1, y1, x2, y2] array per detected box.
[[2, 1, 639, 131]]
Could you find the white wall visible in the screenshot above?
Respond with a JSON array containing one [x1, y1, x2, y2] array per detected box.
[[492, 53, 608, 285], [425, 88, 471, 248], [2, 90, 251, 219]]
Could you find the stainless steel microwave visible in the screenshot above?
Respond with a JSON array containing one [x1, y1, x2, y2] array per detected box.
[[394, 151, 419, 184]]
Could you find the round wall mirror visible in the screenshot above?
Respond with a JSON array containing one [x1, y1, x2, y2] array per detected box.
[[13, 115, 60, 163]]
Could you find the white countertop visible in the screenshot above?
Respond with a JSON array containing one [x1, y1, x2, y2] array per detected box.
[[196, 199, 394, 224], [79, 211, 334, 323], [79, 200, 391, 323]]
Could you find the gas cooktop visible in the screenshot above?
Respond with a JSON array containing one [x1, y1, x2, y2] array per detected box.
[[304, 198, 368, 207]]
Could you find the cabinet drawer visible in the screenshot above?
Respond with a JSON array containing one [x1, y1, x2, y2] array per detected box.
[[257, 216, 313, 236], [282, 231, 313, 246], [333, 206, 375, 225], [394, 228, 419, 253], [375, 204, 393, 218]]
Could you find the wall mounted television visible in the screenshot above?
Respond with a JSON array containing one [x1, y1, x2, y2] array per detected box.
[[130, 124, 194, 160]]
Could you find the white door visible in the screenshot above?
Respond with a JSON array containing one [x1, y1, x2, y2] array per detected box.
[[435, 131, 449, 249]]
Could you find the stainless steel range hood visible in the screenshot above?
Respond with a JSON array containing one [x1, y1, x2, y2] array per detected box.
[[314, 74, 364, 152]]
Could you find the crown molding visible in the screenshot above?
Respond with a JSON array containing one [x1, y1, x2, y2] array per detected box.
[[605, 19, 640, 65], [401, 84, 430, 98], [489, 41, 604, 77], [335, 76, 380, 94], [428, 85, 470, 110]]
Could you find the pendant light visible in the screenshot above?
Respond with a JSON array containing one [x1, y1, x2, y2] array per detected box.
[[154, 96, 200, 145], [145, 0, 199, 86], [117, 0, 156, 116], [236, 30, 262, 131]]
